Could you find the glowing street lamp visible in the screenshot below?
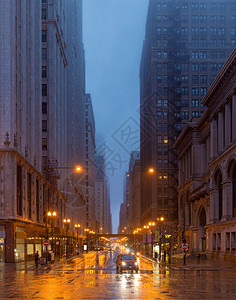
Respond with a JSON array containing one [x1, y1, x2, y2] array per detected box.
[[63, 218, 71, 258], [74, 224, 81, 250]]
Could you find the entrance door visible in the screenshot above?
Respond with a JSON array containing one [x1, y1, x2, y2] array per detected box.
[[0, 245, 4, 262]]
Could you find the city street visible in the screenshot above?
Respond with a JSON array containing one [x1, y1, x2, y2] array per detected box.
[[0, 251, 236, 299]]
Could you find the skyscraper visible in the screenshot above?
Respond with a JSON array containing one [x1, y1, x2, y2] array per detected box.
[[140, 0, 236, 226]]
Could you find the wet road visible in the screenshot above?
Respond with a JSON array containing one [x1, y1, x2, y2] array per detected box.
[[0, 251, 236, 299]]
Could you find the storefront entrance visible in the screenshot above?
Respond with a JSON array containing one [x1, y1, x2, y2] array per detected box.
[[0, 242, 5, 262]]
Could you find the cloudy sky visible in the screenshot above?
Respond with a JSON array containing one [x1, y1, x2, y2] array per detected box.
[[83, 0, 149, 232]]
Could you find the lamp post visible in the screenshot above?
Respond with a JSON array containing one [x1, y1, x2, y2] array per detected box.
[[156, 217, 164, 262], [74, 224, 81, 253], [46, 211, 57, 263], [148, 222, 156, 258], [63, 218, 71, 258]]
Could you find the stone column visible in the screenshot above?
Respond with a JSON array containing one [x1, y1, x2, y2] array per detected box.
[[225, 101, 231, 146], [209, 188, 218, 223], [218, 110, 223, 152], [232, 92, 236, 140], [221, 180, 232, 221], [210, 119, 217, 159]]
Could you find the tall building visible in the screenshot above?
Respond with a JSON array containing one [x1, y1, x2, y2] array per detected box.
[[0, 0, 87, 262], [41, 0, 87, 228], [129, 152, 141, 232], [140, 0, 236, 227], [85, 94, 96, 230]]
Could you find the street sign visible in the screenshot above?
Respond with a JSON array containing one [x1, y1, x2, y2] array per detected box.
[[43, 240, 50, 247], [182, 243, 188, 250]]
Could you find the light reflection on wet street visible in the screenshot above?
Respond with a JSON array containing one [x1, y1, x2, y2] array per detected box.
[[0, 251, 236, 299]]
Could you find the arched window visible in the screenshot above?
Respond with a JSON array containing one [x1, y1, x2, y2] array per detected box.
[[199, 207, 206, 227], [231, 163, 236, 217], [215, 170, 223, 220]]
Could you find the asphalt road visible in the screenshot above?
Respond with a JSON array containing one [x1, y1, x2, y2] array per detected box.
[[0, 251, 236, 299]]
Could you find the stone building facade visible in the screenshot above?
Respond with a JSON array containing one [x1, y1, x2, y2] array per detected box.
[[0, 0, 86, 262], [175, 48, 236, 262]]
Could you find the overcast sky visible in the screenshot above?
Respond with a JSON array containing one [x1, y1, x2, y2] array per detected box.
[[83, 0, 149, 233]]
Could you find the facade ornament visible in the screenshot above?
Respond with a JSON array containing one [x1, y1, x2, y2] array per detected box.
[[4, 132, 10, 147]]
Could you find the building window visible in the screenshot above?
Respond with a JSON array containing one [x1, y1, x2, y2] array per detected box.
[[42, 8, 47, 19], [42, 48, 47, 60], [200, 63, 207, 71], [200, 15, 207, 23], [210, 15, 217, 23], [210, 75, 217, 84], [192, 63, 199, 71], [211, 51, 217, 59], [192, 99, 199, 108], [200, 39, 207, 47], [157, 135, 162, 143], [218, 15, 225, 23], [157, 76, 162, 84], [157, 28, 161, 35], [192, 39, 199, 47], [42, 102, 47, 114], [157, 111, 162, 119], [231, 28, 236, 36], [163, 111, 168, 119], [192, 111, 199, 117], [182, 87, 188, 95], [192, 51, 199, 59], [192, 75, 199, 84], [182, 99, 189, 108], [42, 138, 47, 151], [200, 87, 207, 96], [200, 51, 207, 59], [163, 123, 168, 132], [192, 87, 199, 95], [42, 66, 47, 78], [163, 160, 168, 167], [42, 120, 47, 132], [210, 63, 217, 71], [42, 30, 47, 42], [192, 15, 198, 23], [200, 75, 207, 84], [157, 147, 162, 155], [213, 234, 216, 250], [42, 84, 47, 97], [182, 111, 189, 120], [157, 160, 162, 167], [219, 39, 226, 47], [157, 123, 162, 131]]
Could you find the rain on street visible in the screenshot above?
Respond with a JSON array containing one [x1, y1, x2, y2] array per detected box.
[[1, 251, 236, 300]]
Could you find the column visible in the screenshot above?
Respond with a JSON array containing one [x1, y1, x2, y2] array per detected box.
[[232, 93, 236, 140], [218, 110, 223, 152], [221, 181, 231, 221], [225, 101, 231, 146], [210, 119, 217, 159], [209, 188, 218, 223]]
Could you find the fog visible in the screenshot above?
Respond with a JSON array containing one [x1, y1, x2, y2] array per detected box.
[[83, 0, 149, 232]]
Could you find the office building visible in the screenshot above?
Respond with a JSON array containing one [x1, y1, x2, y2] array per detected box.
[[140, 0, 236, 227]]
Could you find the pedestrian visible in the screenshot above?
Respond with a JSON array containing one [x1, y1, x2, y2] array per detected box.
[[35, 251, 39, 268], [163, 250, 166, 262]]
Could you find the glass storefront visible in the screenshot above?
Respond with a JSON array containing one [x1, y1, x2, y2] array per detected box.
[[15, 227, 26, 262], [0, 226, 5, 262]]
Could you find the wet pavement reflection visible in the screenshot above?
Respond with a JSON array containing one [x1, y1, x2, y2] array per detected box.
[[0, 251, 236, 299]]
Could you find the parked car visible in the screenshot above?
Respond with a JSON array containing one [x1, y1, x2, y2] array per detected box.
[[116, 253, 139, 273]]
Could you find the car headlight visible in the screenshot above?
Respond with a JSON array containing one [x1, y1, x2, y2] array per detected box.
[[121, 261, 126, 266], [135, 262, 138, 266]]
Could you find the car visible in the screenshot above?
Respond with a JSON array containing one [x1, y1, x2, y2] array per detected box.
[[116, 253, 139, 273]]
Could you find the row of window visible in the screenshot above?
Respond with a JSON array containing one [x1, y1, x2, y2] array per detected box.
[[157, 2, 236, 11], [158, 74, 218, 85], [180, 3, 235, 11], [213, 232, 236, 251], [181, 27, 236, 36], [157, 27, 236, 35]]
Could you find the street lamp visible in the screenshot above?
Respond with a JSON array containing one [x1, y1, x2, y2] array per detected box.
[[63, 218, 71, 258], [74, 224, 81, 253], [46, 211, 57, 262], [156, 217, 164, 262]]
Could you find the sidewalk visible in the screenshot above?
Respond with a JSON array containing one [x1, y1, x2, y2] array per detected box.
[[141, 253, 236, 271]]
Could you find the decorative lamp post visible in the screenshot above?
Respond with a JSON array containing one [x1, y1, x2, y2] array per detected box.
[[63, 218, 71, 258], [47, 211, 57, 262], [74, 224, 81, 254], [157, 217, 164, 262]]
